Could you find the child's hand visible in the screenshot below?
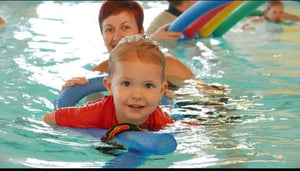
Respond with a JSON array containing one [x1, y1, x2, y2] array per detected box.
[[62, 77, 89, 90], [241, 23, 256, 30], [43, 111, 56, 124]]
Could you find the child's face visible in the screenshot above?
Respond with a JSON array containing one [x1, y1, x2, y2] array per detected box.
[[104, 55, 167, 125], [102, 11, 143, 53], [266, 4, 284, 23]]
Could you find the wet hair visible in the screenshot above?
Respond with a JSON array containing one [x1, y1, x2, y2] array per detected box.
[[108, 34, 166, 81], [98, 0, 144, 33], [266, 1, 284, 11]]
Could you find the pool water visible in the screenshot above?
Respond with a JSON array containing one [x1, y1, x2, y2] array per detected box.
[[0, 1, 300, 168]]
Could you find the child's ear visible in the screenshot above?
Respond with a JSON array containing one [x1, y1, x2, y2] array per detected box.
[[161, 81, 168, 96], [103, 77, 113, 95]]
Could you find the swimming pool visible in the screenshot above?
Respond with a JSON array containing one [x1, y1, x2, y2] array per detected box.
[[0, 1, 299, 168]]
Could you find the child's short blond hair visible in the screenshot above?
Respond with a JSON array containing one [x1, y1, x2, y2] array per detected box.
[[108, 34, 166, 81]]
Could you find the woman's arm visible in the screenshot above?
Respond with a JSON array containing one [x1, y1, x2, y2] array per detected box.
[[149, 23, 182, 42], [164, 53, 194, 85]]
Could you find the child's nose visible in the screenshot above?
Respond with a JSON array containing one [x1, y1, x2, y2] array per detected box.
[[131, 88, 143, 100]]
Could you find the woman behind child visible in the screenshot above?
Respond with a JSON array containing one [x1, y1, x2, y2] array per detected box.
[[62, 0, 195, 100]]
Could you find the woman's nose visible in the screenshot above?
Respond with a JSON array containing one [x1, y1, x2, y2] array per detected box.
[[113, 29, 123, 42]]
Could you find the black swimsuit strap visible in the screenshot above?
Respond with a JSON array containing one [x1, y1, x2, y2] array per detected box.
[[166, 4, 182, 17]]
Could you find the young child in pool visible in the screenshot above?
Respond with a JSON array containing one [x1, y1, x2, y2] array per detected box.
[[242, 1, 300, 29], [42, 34, 174, 131], [252, 1, 285, 23]]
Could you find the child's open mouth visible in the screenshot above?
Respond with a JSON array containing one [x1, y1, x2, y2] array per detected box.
[[128, 104, 144, 110]]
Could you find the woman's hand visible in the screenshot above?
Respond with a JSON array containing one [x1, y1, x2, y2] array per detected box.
[[62, 77, 89, 90], [149, 23, 182, 42]]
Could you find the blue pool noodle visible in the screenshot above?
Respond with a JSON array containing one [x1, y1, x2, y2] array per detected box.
[[54, 76, 106, 110], [167, 1, 232, 32], [71, 128, 177, 155]]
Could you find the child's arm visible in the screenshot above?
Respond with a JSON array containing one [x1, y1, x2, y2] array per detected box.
[[43, 111, 56, 124], [241, 16, 265, 30], [249, 16, 266, 22], [282, 12, 300, 22]]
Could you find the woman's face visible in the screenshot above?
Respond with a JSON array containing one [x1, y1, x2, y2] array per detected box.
[[101, 11, 144, 52]]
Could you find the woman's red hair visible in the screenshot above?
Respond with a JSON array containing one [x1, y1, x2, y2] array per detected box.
[[98, 0, 144, 33]]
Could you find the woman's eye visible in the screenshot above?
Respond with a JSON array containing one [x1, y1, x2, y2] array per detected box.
[[122, 81, 131, 87], [145, 83, 154, 89], [122, 25, 131, 31], [104, 27, 113, 33]]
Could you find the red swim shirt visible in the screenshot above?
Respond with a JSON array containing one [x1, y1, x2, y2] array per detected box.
[[55, 96, 174, 131]]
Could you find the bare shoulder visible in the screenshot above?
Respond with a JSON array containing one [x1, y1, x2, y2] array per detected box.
[[92, 60, 108, 72], [164, 53, 187, 67], [163, 53, 194, 82]]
